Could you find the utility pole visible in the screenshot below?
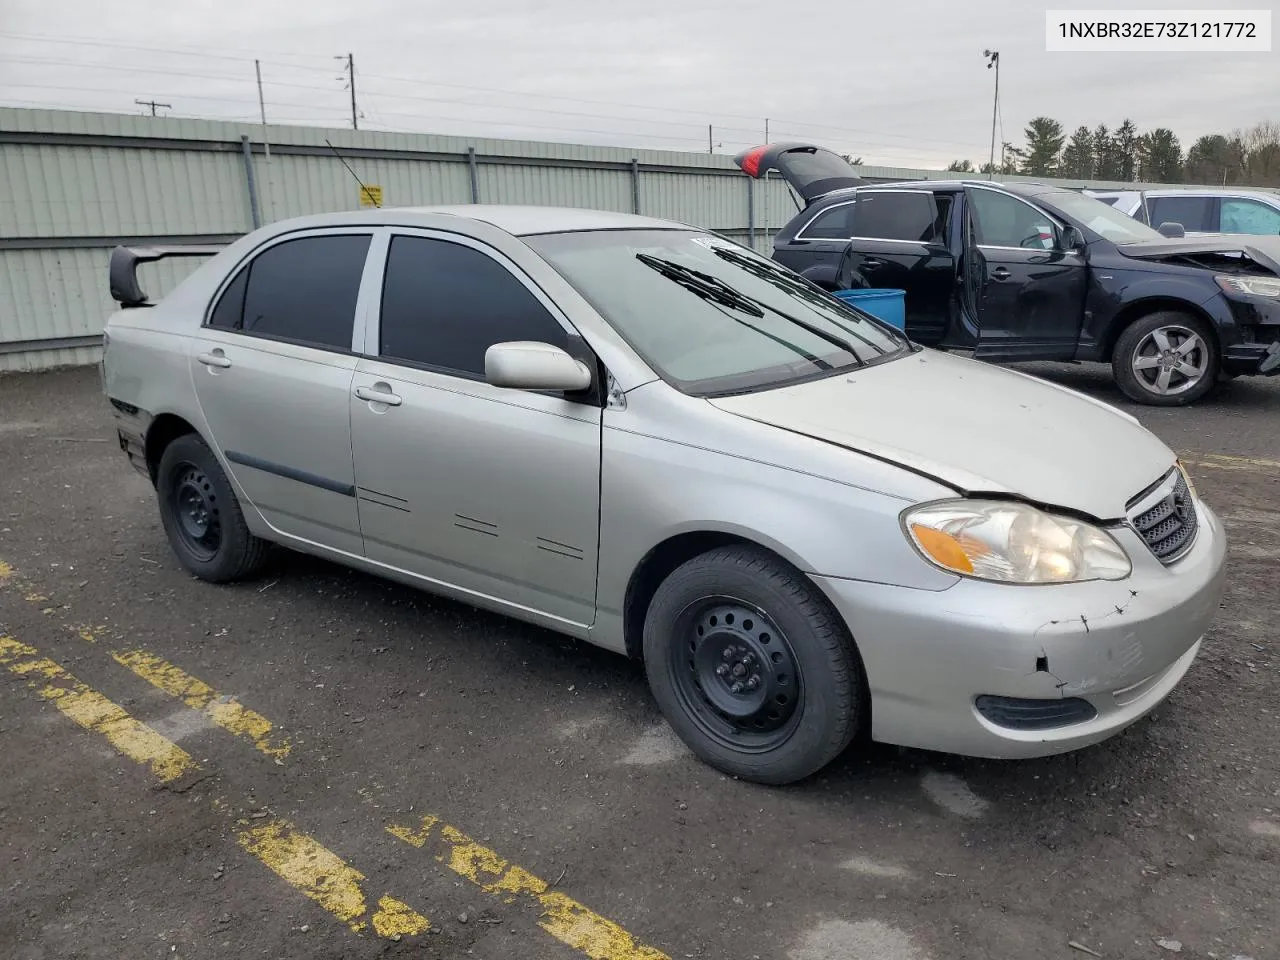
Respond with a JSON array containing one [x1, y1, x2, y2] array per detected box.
[[254, 60, 271, 161], [346, 53, 358, 130], [984, 49, 999, 180], [708, 124, 713, 154], [135, 98, 170, 117]]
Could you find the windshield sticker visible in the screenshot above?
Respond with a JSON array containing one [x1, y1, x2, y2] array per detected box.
[[690, 236, 740, 251]]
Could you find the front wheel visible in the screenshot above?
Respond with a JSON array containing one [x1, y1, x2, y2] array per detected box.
[[642, 545, 865, 785], [1112, 311, 1218, 406]]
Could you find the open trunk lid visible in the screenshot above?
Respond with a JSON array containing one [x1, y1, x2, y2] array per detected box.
[[732, 142, 866, 205]]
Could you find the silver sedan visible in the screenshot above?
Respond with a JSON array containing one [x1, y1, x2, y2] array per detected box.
[[101, 205, 1228, 784]]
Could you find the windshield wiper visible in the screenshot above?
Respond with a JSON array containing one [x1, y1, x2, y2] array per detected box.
[[636, 254, 833, 370], [638, 253, 865, 365], [711, 246, 894, 357]]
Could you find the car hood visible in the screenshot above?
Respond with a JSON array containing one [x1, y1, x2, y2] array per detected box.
[[1116, 234, 1280, 274], [708, 350, 1175, 521]]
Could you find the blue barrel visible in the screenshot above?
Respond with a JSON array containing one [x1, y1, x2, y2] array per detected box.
[[831, 288, 907, 331]]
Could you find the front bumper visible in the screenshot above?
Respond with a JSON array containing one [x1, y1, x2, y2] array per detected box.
[[1222, 296, 1280, 376], [813, 500, 1228, 759]]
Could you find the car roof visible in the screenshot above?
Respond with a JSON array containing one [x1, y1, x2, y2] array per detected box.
[[259, 204, 690, 238], [818, 179, 1062, 200]]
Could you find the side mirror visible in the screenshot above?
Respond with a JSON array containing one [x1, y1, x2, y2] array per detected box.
[[1061, 225, 1086, 252], [485, 341, 593, 392], [1157, 221, 1186, 239]]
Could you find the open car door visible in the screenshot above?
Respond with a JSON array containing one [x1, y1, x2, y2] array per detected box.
[[733, 143, 866, 205]]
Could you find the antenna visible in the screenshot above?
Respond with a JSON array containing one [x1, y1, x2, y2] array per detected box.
[[324, 138, 379, 207]]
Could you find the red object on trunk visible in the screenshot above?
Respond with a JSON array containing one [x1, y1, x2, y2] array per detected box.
[[741, 146, 768, 178]]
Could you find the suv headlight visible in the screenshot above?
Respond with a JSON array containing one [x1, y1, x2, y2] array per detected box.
[[1216, 274, 1280, 298], [903, 500, 1131, 584]]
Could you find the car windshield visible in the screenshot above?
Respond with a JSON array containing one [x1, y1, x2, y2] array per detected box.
[[1043, 190, 1165, 243], [524, 229, 910, 396]]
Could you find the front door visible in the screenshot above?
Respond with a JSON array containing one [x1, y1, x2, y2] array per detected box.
[[348, 231, 603, 628], [188, 231, 375, 555], [964, 187, 1087, 362]]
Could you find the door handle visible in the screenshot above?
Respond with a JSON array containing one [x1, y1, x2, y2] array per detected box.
[[862, 257, 886, 268], [355, 384, 403, 407], [197, 351, 232, 368], [992, 267, 1011, 281]]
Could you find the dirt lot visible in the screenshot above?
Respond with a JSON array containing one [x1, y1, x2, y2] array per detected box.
[[1, 363, 1277, 960]]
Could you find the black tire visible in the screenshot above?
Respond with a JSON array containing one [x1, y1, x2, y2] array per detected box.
[[642, 545, 864, 785], [155, 433, 270, 583], [1112, 311, 1219, 406]]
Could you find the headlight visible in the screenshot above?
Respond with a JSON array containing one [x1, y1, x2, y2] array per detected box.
[[903, 500, 1131, 584], [1216, 274, 1280, 298]]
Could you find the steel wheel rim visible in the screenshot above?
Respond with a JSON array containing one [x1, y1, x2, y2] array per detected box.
[[171, 463, 221, 561], [1131, 325, 1208, 396], [667, 597, 804, 752]]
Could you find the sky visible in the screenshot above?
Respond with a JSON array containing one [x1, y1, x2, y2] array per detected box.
[[0, 0, 1276, 170]]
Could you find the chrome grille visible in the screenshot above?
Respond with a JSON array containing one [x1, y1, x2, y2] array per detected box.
[[1131, 471, 1198, 562]]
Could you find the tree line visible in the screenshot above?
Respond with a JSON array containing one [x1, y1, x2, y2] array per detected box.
[[945, 119, 1280, 187]]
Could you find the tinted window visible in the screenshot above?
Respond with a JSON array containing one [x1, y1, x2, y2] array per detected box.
[[235, 235, 371, 349], [379, 235, 570, 376], [854, 192, 940, 242], [1148, 196, 1214, 233], [800, 203, 855, 239], [209, 265, 248, 330], [970, 190, 1060, 249], [1220, 198, 1280, 235]]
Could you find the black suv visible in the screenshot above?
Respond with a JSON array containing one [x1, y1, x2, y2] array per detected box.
[[735, 142, 1280, 405]]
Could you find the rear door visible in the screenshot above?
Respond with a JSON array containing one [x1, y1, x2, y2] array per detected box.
[[835, 189, 955, 345], [964, 187, 1087, 361], [188, 230, 376, 555], [733, 143, 865, 202]]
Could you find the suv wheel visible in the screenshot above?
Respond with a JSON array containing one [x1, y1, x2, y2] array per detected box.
[[156, 434, 269, 582], [642, 545, 865, 785], [1112, 311, 1218, 406]]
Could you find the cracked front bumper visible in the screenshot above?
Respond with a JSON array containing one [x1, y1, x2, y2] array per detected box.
[[812, 500, 1228, 759]]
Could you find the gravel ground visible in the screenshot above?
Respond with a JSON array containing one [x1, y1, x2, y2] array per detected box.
[[1, 362, 1277, 960]]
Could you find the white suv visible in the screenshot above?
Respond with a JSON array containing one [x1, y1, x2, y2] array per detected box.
[[1085, 188, 1280, 237]]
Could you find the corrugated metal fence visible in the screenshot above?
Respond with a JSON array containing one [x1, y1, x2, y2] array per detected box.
[[0, 107, 804, 372], [4, 106, 1278, 373]]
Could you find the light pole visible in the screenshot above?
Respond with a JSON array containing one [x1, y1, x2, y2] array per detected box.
[[984, 49, 999, 179]]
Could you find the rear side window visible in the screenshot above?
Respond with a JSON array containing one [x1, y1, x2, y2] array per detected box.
[[1147, 196, 1214, 233], [1220, 198, 1280, 235], [378, 235, 570, 377], [854, 192, 940, 242], [210, 234, 372, 350], [799, 203, 856, 240]]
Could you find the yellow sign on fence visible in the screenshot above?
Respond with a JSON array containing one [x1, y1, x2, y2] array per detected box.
[[359, 185, 383, 208]]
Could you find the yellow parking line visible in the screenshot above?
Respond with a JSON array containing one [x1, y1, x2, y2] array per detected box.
[[0, 636, 197, 784], [389, 815, 670, 960], [110, 648, 291, 760], [237, 817, 430, 937]]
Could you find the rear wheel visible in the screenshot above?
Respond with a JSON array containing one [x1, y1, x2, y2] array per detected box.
[[1112, 311, 1218, 406], [642, 545, 864, 785], [156, 434, 269, 582]]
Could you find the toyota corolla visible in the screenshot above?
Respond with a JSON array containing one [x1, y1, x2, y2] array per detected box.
[[101, 205, 1228, 784]]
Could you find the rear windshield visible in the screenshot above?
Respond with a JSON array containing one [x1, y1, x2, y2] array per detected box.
[[525, 229, 910, 396]]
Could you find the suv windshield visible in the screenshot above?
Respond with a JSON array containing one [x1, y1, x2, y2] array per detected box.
[[525, 229, 910, 396], [1042, 190, 1164, 243]]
